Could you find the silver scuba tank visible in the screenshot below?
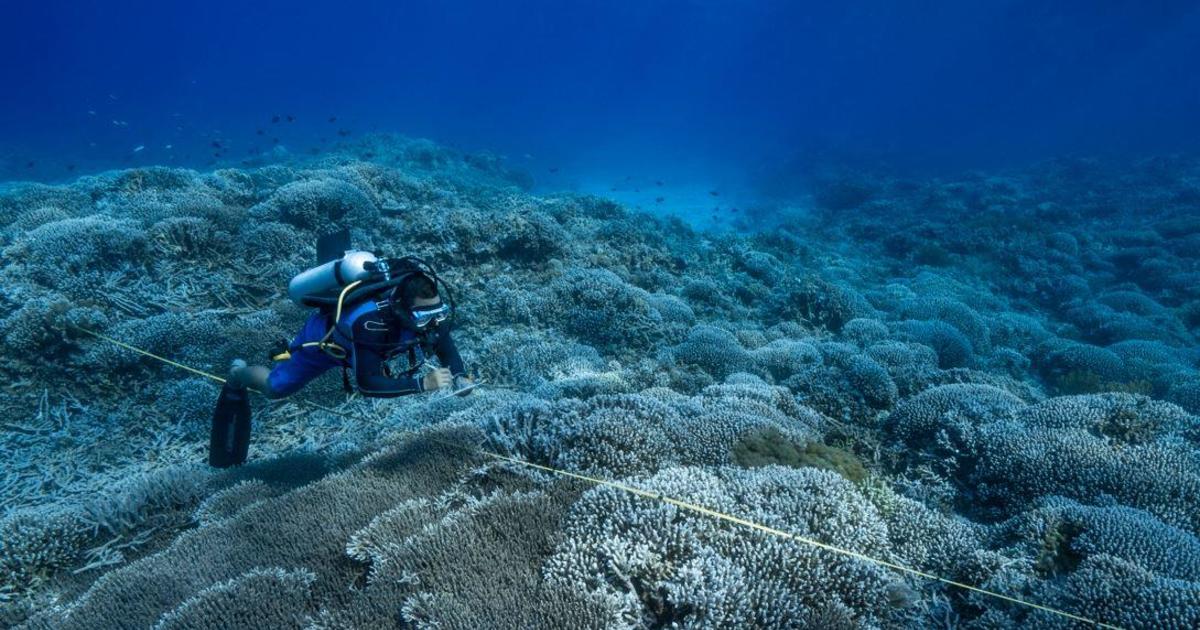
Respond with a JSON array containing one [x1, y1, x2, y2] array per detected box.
[[288, 250, 379, 305]]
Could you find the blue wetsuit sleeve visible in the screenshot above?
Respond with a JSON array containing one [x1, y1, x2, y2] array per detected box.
[[351, 318, 423, 397], [435, 326, 467, 376]]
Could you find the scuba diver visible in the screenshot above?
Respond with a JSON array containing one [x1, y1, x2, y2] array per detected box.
[[210, 229, 475, 468]]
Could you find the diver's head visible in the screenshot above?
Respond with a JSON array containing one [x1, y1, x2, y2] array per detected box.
[[387, 272, 451, 330]]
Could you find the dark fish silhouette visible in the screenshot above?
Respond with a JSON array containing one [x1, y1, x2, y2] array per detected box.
[[328, 116, 337, 123], [655, 180, 664, 186], [211, 140, 223, 149], [25, 161, 35, 169], [549, 167, 560, 173], [256, 129, 265, 135], [709, 190, 720, 197], [337, 129, 351, 137], [66, 164, 77, 172], [286, 115, 295, 123], [655, 196, 665, 203], [271, 115, 280, 123]]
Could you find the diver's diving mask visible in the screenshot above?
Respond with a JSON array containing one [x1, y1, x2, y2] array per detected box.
[[411, 302, 452, 329]]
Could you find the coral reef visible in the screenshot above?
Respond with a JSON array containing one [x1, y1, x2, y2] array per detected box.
[[1, 139, 1198, 627]]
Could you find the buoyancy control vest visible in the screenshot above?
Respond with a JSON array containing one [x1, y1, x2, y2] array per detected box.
[[276, 242, 457, 391]]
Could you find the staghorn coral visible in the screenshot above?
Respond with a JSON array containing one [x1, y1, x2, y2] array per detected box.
[[537, 268, 664, 354], [249, 177, 378, 232], [884, 383, 1023, 471], [895, 319, 975, 369], [1005, 497, 1200, 582], [972, 418, 1200, 532], [152, 567, 318, 630], [544, 465, 909, 628], [8, 216, 149, 276], [669, 324, 753, 380], [770, 274, 873, 333], [0, 508, 88, 602], [1041, 555, 1200, 629]]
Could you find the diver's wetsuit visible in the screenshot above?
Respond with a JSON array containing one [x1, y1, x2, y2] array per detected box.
[[266, 297, 466, 398]]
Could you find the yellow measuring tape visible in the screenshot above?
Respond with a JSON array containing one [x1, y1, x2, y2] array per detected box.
[[70, 324, 1119, 629]]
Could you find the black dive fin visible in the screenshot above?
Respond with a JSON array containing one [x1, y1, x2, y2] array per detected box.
[[209, 383, 252, 468], [316, 228, 352, 265]]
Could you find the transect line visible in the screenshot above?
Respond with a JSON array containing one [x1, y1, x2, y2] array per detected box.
[[68, 324, 1121, 629]]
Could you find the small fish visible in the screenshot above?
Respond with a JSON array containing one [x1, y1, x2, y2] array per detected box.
[[165, 144, 173, 149], [548, 166, 560, 173], [211, 140, 223, 149], [337, 129, 351, 137], [256, 128, 265, 135], [25, 161, 35, 169], [286, 114, 295, 123], [108, 93, 118, 101], [730, 207, 739, 213], [133, 145, 145, 153], [709, 190, 720, 197], [271, 114, 281, 123], [328, 116, 337, 123], [112, 120, 128, 127], [212, 152, 221, 158], [87, 110, 96, 116], [363, 151, 376, 159], [523, 153, 534, 159], [272, 137, 280, 144], [66, 164, 76, 171], [655, 196, 665, 203], [655, 180, 664, 186]]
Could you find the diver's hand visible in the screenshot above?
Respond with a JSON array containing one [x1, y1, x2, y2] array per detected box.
[[423, 368, 453, 391], [453, 375, 475, 396]]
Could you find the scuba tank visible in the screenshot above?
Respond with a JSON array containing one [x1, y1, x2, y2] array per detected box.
[[276, 229, 458, 367], [288, 249, 378, 307]]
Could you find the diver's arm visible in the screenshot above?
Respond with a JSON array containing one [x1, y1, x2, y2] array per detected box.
[[434, 325, 468, 377], [351, 320, 424, 397], [353, 345, 424, 396]]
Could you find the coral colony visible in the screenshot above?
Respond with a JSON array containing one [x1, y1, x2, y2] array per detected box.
[[1, 138, 1199, 628]]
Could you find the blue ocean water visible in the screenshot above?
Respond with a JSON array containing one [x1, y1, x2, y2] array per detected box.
[[3, 0, 1198, 201]]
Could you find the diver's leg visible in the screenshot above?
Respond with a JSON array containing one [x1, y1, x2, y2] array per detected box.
[[229, 362, 276, 398], [211, 360, 281, 468]]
